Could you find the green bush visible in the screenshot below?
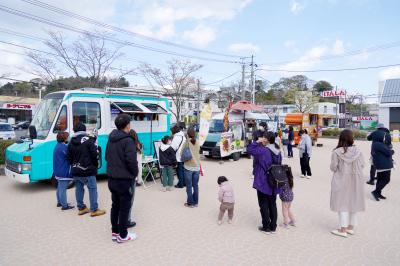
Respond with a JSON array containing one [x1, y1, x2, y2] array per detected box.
[[0, 140, 15, 165], [353, 130, 368, 139], [322, 128, 340, 137]]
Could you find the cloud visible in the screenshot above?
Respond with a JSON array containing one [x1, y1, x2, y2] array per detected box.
[[333, 40, 345, 55], [290, 1, 305, 15], [183, 25, 216, 47], [379, 66, 400, 80], [228, 43, 260, 53]]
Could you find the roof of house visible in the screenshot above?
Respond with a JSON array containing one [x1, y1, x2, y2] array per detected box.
[[0, 96, 40, 105], [381, 79, 400, 103]]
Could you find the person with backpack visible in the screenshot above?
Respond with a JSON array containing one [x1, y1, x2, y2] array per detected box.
[[159, 135, 177, 192], [298, 129, 312, 179], [53, 131, 74, 211], [67, 122, 106, 217], [287, 126, 294, 158], [247, 131, 282, 234], [181, 127, 201, 208], [366, 123, 392, 185], [106, 114, 139, 243], [330, 130, 365, 238], [171, 125, 186, 188]]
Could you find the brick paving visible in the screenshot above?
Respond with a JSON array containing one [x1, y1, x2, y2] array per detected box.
[[0, 138, 399, 266]]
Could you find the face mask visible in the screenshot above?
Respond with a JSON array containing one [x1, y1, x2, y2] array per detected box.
[[258, 126, 265, 131]]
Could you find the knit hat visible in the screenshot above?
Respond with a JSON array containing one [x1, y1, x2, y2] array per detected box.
[[73, 122, 86, 133]]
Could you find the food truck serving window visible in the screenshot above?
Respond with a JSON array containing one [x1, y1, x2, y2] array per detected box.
[[142, 103, 167, 114], [112, 102, 143, 113]]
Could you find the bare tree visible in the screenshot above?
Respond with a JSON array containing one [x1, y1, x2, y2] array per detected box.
[[288, 89, 319, 113], [27, 31, 133, 86], [139, 59, 202, 121]]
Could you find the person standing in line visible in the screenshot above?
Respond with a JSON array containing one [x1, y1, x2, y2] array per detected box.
[[298, 129, 312, 179], [171, 125, 186, 188], [106, 114, 138, 243], [126, 129, 142, 228], [54, 131, 74, 211], [217, 176, 235, 225], [159, 135, 177, 192], [287, 126, 294, 158], [281, 127, 289, 158], [182, 127, 201, 208], [366, 123, 392, 185], [67, 122, 106, 217], [247, 131, 282, 234], [252, 122, 267, 141], [371, 130, 394, 201], [330, 129, 365, 238]]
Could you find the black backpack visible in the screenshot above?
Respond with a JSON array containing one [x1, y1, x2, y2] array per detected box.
[[267, 164, 291, 189]]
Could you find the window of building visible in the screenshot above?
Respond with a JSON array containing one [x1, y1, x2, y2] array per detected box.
[[324, 106, 327, 114], [53, 105, 67, 132], [188, 102, 193, 109], [283, 107, 288, 113], [72, 102, 101, 130], [333, 107, 337, 114]]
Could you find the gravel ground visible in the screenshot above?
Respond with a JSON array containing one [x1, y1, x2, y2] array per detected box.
[[0, 138, 399, 266]]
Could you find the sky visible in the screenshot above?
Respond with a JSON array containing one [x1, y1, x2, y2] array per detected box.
[[0, 0, 400, 103]]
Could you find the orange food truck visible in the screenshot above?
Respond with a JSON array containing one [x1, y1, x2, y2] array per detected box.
[[284, 113, 321, 145]]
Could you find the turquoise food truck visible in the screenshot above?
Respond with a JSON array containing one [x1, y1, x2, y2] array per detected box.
[[5, 87, 170, 186]]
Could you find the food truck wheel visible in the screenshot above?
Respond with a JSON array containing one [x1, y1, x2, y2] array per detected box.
[[232, 152, 241, 161]]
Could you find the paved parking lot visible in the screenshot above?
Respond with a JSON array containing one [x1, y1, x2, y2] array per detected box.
[[0, 138, 399, 266]]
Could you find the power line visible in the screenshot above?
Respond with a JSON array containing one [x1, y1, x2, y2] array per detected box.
[[202, 71, 240, 85], [258, 63, 400, 73], [19, 0, 241, 59], [0, 4, 240, 64]]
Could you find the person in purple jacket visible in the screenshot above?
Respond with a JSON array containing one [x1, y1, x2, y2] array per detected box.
[[247, 131, 282, 234]]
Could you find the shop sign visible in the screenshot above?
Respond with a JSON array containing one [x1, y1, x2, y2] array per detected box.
[[321, 90, 346, 98], [352, 116, 376, 122], [2, 103, 34, 110]]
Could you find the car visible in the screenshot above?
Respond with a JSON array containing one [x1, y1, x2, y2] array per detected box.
[[0, 123, 16, 140], [13, 121, 30, 130]]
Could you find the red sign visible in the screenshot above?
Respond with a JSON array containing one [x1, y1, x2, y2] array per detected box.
[[321, 90, 346, 98], [2, 103, 33, 110], [352, 116, 375, 121]]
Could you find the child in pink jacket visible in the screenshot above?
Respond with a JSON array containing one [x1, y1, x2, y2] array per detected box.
[[217, 176, 235, 225]]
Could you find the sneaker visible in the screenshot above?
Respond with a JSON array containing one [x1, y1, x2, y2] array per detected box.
[[167, 187, 173, 191], [331, 229, 347, 238], [258, 226, 271, 235], [61, 205, 75, 211], [217, 220, 222, 225], [270, 230, 277, 234], [289, 220, 296, 227], [280, 223, 289, 229], [194, 204, 198, 207], [57, 203, 62, 207], [228, 219, 232, 224], [346, 229, 355, 235], [112, 233, 119, 242], [184, 203, 194, 208], [300, 175, 305, 178], [371, 191, 380, 201], [91, 209, 106, 217], [117, 232, 138, 243], [161, 187, 167, 192], [78, 207, 90, 216], [378, 194, 387, 200], [366, 181, 375, 185], [306, 175, 311, 179]]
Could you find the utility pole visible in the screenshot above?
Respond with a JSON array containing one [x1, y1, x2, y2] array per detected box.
[[250, 54, 255, 104], [197, 79, 201, 124], [241, 58, 246, 101]]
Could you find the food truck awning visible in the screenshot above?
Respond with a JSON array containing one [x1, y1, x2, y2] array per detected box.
[[111, 102, 168, 114]]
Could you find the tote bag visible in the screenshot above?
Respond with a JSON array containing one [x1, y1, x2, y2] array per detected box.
[[181, 141, 193, 162]]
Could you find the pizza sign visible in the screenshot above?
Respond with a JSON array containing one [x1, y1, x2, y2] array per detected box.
[[3, 103, 33, 110], [321, 90, 346, 98], [352, 116, 375, 121]]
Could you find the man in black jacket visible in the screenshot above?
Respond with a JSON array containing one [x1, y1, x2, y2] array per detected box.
[[106, 114, 138, 243], [67, 122, 106, 217]]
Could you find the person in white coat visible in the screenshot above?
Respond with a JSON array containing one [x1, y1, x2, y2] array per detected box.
[[170, 125, 186, 188], [330, 129, 365, 238], [298, 129, 312, 178]]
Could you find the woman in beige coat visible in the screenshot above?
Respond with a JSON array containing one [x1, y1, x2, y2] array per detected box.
[[330, 129, 365, 238]]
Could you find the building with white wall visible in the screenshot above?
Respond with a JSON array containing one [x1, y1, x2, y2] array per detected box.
[[378, 79, 400, 130]]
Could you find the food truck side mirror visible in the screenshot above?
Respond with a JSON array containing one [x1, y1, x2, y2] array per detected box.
[[29, 125, 37, 139]]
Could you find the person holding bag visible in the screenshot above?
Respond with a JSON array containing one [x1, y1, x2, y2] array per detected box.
[[181, 127, 201, 208]]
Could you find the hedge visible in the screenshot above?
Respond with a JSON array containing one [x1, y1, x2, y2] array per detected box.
[[0, 140, 15, 165], [321, 129, 368, 139]]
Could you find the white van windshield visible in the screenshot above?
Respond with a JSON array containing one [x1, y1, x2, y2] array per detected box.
[[209, 119, 225, 133], [30, 93, 64, 139]]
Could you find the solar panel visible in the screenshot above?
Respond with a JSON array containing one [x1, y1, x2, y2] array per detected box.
[[381, 79, 400, 103]]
